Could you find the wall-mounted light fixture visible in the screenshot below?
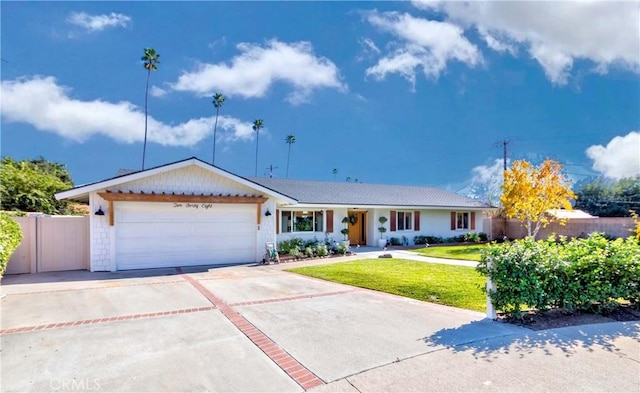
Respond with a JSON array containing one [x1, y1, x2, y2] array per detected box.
[[265, 209, 272, 217], [95, 206, 105, 216]]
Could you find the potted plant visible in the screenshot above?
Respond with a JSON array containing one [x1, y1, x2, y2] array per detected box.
[[377, 216, 388, 247], [341, 216, 350, 247]]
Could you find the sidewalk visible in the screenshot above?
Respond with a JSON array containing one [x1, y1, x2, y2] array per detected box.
[[310, 320, 640, 392]]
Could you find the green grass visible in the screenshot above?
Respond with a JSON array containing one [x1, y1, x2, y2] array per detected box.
[[410, 244, 488, 261], [287, 259, 486, 312]]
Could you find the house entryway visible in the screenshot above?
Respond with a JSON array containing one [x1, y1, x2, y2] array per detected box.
[[348, 210, 366, 246]]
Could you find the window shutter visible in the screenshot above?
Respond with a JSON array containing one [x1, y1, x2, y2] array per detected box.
[[414, 211, 420, 231], [451, 212, 456, 230], [276, 209, 280, 234], [326, 210, 333, 233], [390, 211, 396, 232], [470, 212, 476, 230]]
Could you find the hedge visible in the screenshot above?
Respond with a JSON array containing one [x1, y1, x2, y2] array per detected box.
[[477, 233, 640, 319], [0, 213, 23, 278]]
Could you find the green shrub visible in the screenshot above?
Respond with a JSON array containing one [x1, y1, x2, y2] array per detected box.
[[290, 246, 302, 259], [477, 233, 640, 319], [316, 243, 329, 257], [304, 238, 319, 249], [305, 246, 314, 258], [0, 213, 23, 278], [463, 232, 481, 243], [389, 237, 402, 246], [336, 243, 348, 255], [478, 232, 488, 242], [278, 237, 305, 254]]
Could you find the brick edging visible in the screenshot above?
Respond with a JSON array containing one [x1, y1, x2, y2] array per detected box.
[[0, 306, 215, 335], [180, 273, 324, 390]]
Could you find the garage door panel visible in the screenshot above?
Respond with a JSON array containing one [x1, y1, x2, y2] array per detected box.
[[116, 222, 254, 239], [115, 203, 256, 270]]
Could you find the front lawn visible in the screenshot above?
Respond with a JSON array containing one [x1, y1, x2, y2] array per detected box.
[[410, 244, 488, 261], [287, 259, 486, 312]]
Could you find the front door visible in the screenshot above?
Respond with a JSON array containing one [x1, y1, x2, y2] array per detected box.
[[347, 211, 366, 246]]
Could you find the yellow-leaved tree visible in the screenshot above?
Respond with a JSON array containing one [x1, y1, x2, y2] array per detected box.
[[501, 159, 576, 239]]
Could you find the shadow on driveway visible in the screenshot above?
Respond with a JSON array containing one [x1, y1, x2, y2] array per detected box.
[[423, 319, 640, 360]]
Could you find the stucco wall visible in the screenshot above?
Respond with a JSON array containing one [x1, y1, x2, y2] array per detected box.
[[88, 166, 277, 271]]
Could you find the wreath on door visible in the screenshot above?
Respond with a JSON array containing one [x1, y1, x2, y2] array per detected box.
[[349, 213, 358, 225]]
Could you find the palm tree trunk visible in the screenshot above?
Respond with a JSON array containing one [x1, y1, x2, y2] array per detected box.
[[212, 107, 219, 165], [286, 144, 291, 178], [142, 69, 151, 170], [255, 131, 259, 177]]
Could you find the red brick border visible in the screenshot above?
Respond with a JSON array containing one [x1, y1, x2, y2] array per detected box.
[[228, 289, 358, 307], [180, 273, 324, 390], [0, 306, 215, 335]]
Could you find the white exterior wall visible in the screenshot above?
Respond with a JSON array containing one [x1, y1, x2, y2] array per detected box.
[[89, 192, 111, 272], [88, 166, 277, 271], [275, 207, 489, 247], [385, 209, 488, 244]]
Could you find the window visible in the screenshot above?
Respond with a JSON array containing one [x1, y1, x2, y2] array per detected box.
[[281, 210, 323, 233], [397, 211, 413, 231], [456, 212, 469, 230]]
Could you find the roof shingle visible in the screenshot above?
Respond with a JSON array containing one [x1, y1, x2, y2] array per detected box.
[[248, 178, 491, 209]]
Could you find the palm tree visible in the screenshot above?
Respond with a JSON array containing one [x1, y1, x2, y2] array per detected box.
[[141, 48, 160, 170], [252, 119, 264, 177], [332, 168, 338, 181], [285, 134, 296, 178], [211, 93, 225, 165]]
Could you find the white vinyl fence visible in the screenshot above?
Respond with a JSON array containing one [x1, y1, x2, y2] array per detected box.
[[6, 216, 89, 274]]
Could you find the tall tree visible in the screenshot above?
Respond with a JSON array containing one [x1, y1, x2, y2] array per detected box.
[[285, 134, 296, 178], [252, 119, 264, 177], [501, 159, 575, 238], [0, 157, 75, 214], [332, 168, 338, 181], [575, 176, 640, 217], [141, 48, 160, 170], [211, 93, 226, 165]]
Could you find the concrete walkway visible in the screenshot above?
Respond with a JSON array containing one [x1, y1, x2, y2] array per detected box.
[[353, 246, 479, 267]]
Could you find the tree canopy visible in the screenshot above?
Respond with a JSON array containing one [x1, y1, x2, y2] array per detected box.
[[574, 177, 640, 217], [501, 159, 575, 238], [0, 157, 77, 215]]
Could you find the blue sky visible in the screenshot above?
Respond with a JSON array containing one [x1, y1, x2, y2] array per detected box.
[[2, 1, 639, 196]]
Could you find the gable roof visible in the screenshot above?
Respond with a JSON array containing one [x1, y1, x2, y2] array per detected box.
[[248, 178, 492, 209], [55, 157, 296, 204]]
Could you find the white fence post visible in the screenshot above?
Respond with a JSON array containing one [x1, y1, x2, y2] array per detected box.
[[486, 260, 497, 319]]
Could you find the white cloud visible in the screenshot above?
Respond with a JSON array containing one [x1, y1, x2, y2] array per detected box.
[[364, 11, 482, 87], [586, 131, 640, 180], [469, 158, 505, 205], [171, 39, 346, 104], [0, 76, 254, 147], [66, 12, 131, 32], [412, 1, 640, 84], [150, 85, 168, 98], [477, 27, 516, 55]]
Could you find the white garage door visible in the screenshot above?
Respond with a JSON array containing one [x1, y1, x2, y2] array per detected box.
[[115, 202, 256, 270]]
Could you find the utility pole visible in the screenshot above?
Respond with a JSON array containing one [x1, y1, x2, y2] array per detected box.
[[502, 139, 510, 172], [265, 164, 278, 178]]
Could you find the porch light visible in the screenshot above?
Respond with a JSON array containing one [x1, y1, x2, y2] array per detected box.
[[265, 209, 272, 217], [95, 206, 105, 216]]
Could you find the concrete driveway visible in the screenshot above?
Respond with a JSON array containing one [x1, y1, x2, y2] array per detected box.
[[1, 259, 639, 392]]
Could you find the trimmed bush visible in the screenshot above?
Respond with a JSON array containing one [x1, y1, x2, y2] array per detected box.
[[477, 233, 640, 319], [0, 213, 23, 278]]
